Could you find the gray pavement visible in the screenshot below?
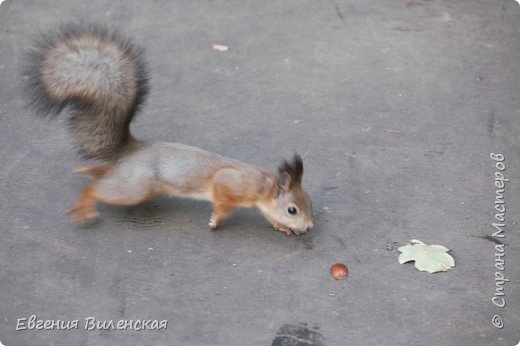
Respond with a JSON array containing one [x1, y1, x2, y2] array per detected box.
[[1, 0, 520, 345]]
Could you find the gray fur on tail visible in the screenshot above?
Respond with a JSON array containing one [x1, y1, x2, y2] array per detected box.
[[23, 23, 149, 160]]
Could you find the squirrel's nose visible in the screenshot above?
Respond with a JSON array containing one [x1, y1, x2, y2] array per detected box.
[[306, 221, 314, 232]]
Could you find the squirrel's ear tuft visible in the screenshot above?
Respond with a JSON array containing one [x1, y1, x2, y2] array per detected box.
[[278, 154, 304, 187]]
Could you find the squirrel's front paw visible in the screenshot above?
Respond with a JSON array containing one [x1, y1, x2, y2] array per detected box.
[[270, 222, 295, 236], [208, 215, 218, 230], [208, 220, 217, 230]]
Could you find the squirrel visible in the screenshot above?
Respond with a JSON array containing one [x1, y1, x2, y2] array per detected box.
[[23, 23, 314, 235]]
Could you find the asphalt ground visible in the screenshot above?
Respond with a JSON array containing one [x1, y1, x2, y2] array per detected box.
[[1, 0, 519, 345]]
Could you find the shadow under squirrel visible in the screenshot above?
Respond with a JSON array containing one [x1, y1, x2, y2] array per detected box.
[[23, 23, 314, 235]]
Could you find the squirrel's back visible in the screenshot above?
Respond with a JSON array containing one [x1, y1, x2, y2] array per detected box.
[[23, 23, 149, 160]]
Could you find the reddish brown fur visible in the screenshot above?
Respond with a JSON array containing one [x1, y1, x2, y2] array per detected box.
[[67, 181, 171, 222], [73, 165, 111, 178], [207, 167, 275, 229], [65, 185, 99, 221]]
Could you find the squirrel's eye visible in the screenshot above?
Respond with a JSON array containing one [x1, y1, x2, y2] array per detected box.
[[287, 206, 298, 215]]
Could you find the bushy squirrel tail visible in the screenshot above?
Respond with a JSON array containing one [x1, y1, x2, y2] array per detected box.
[[23, 23, 149, 160]]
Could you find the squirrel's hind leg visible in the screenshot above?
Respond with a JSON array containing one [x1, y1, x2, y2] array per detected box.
[[66, 173, 164, 222], [73, 164, 110, 178], [66, 165, 113, 221], [65, 185, 100, 222]]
